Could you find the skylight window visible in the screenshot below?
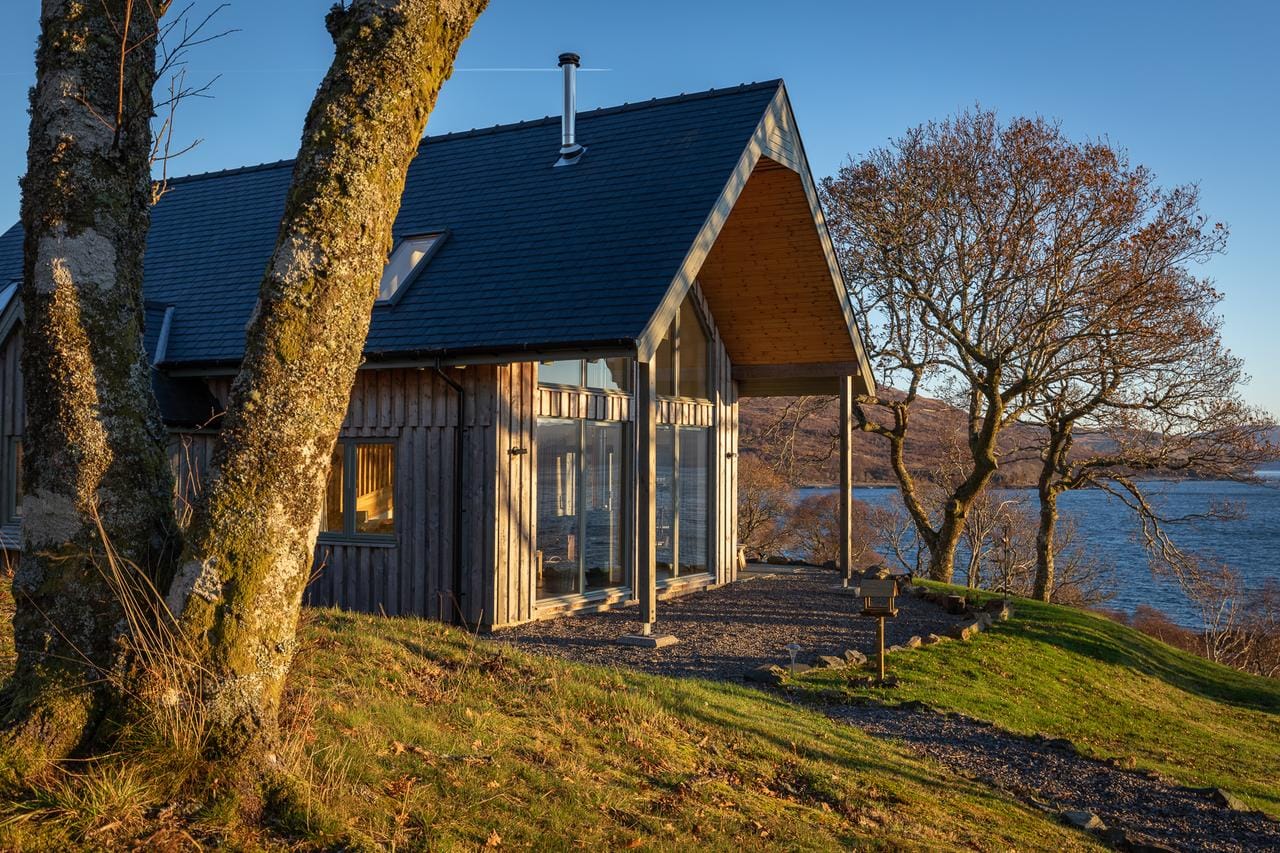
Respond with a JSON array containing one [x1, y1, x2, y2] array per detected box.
[[377, 234, 442, 304]]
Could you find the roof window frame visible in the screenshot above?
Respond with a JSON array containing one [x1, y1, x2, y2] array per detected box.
[[374, 230, 449, 307]]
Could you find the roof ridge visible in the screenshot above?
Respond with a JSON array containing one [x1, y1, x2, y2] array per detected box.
[[162, 79, 783, 187]]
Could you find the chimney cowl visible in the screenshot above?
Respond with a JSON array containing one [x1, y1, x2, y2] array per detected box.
[[554, 51, 585, 167]]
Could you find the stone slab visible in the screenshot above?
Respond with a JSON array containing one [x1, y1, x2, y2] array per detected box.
[[617, 633, 680, 649]]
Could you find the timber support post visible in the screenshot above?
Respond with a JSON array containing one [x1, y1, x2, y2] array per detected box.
[[620, 358, 676, 649], [838, 374, 855, 588]]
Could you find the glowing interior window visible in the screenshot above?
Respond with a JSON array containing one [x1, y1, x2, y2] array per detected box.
[[377, 235, 439, 303]]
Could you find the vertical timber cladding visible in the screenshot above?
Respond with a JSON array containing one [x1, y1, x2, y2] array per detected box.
[[298, 365, 497, 621], [487, 362, 537, 628], [170, 369, 492, 621]]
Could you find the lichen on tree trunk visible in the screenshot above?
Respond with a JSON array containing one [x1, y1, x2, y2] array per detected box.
[[168, 0, 487, 760], [3, 0, 178, 778]]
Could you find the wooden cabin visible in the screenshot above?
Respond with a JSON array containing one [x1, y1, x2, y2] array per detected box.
[[0, 77, 873, 630]]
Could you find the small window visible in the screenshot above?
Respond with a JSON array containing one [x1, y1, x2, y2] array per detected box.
[[321, 440, 395, 539], [377, 235, 441, 303]]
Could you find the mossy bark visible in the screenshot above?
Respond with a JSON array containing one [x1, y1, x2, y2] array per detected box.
[[4, 1, 179, 778], [169, 0, 486, 760]]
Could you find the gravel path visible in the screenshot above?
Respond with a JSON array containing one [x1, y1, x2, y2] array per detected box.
[[501, 567, 969, 679], [501, 568, 1280, 851], [829, 703, 1280, 852]]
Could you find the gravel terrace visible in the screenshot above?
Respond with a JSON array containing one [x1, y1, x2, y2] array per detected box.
[[500, 566, 968, 679], [501, 567, 1280, 851]]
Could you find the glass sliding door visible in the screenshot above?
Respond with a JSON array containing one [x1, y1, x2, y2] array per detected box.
[[536, 419, 582, 597], [678, 427, 710, 574], [653, 424, 711, 581], [537, 418, 630, 600]]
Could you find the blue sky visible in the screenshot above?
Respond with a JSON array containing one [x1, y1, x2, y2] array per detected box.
[[1, 1, 1276, 414]]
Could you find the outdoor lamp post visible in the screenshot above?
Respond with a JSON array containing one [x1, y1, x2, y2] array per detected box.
[[860, 577, 899, 683]]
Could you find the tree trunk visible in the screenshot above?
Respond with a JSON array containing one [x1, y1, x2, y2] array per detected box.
[[1033, 488, 1058, 602], [166, 0, 486, 761], [3, 0, 177, 779], [928, 501, 967, 583]]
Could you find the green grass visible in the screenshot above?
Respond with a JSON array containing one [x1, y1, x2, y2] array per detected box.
[[798, 582, 1280, 817], [0, 606, 1095, 850]]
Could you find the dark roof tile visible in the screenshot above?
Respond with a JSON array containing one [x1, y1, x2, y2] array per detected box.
[[0, 81, 781, 365]]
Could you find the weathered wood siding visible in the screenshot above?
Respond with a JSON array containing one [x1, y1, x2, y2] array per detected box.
[[0, 327, 23, 552], [166, 367, 500, 625], [489, 363, 536, 627]]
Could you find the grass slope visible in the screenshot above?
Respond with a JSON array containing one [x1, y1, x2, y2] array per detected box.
[[0, 602, 1093, 851], [279, 611, 1091, 850], [800, 583, 1280, 816]]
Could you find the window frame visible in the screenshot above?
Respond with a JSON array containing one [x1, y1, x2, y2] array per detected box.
[[537, 357, 635, 395], [374, 230, 449, 307], [318, 438, 398, 545]]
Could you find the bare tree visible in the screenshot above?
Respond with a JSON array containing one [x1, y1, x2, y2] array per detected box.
[[736, 455, 792, 559], [823, 110, 1187, 582], [1020, 179, 1274, 600]]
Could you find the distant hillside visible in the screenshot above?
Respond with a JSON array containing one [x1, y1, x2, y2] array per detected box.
[[738, 392, 1111, 487]]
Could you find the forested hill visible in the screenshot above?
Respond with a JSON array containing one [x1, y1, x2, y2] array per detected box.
[[738, 393, 1114, 487]]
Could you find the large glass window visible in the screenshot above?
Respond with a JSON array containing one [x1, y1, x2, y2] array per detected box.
[[321, 441, 396, 539], [679, 299, 710, 400], [654, 425, 711, 581], [537, 418, 629, 599], [540, 358, 633, 392], [536, 419, 581, 597], [655, 293, 711, 400]]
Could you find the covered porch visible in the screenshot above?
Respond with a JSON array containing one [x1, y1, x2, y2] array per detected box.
[[624, 150, 875, 641]]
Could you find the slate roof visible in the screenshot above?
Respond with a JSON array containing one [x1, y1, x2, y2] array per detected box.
[[0, 81, 783, 367]]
